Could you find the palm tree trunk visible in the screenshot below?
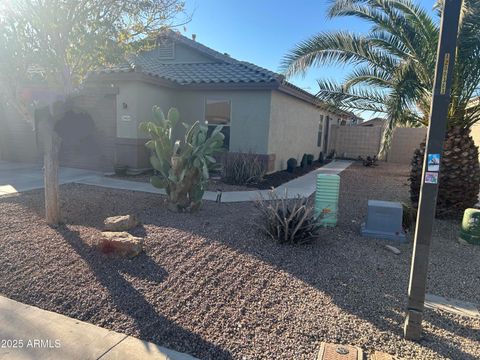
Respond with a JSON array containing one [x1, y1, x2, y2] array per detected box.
[[410, 126, 480, 218]]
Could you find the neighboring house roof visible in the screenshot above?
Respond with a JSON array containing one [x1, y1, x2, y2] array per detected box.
[[358, 117, 386, 127], [90, 31, 350, 116]]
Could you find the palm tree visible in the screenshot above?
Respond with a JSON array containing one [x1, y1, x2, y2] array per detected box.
[[281, 0, 480, 217]]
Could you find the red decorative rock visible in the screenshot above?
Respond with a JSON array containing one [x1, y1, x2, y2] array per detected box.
[[98, 231, 143, 258]]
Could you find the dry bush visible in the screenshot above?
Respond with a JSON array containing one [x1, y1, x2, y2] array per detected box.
[[255, 190, 321, 244], [223, 152, 265, 185]]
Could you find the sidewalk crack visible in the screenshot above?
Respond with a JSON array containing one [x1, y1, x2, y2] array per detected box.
[[96, 334, 129, 359]]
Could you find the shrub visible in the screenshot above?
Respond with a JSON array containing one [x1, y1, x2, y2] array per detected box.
[[222, 152, 265, 185], [287, 158, 297, 172], [402, 202, 417, 231], [318, 151, 324, 164], [139, 106, 224, 212], [300, 154, 308, 167], [255, 190, 321, 245], [306, 154, 314, 165]]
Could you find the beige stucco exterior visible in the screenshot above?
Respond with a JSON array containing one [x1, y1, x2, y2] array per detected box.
[[109, 78, 356, 171], [268, 91, 332, 170]]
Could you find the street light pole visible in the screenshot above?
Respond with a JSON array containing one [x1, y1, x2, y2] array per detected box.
[[404, 0, 463, 340]]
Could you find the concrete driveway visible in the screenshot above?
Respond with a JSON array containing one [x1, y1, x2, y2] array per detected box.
[[0, 161, 99, 196]]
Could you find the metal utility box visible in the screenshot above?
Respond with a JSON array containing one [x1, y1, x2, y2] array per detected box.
[[361, 200, 406, 242]]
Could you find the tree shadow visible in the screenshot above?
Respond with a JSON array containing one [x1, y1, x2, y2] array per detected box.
[[55, 225, 232, 360], [2, 178, 477, 359], [150, 201, 479, 360]]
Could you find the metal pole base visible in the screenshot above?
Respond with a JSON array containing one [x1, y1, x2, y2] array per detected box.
[[403, 309, 423, 340]]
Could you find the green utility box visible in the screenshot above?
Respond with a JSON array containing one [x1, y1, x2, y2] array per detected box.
[[315, 174, 340, 227], [459, 208, 480, 245]]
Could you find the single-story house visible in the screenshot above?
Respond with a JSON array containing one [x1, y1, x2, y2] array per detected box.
[[0, 31, 359, 173], [358, 117, 386, 127]]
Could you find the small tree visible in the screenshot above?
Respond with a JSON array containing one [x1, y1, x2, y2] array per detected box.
[[140, 106, 225, 212], [0, 0, 189, 224]]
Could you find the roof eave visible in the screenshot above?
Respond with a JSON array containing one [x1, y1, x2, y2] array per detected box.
[[86, 70, 178, 89], [182, 81, 278, 90]]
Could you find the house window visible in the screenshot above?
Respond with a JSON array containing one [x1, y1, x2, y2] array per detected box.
[[317, 115, 324, 147], [205, 98, 231, 149]]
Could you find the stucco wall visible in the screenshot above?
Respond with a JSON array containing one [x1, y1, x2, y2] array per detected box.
[[387, 127, 427, 164], [0, 104, 39, 163], [471, 123, 480, 161], [268, 91, 328, 171], [115, 81, 176, 139], [152, 43, 214, 64], [177, 89, 271, 154]]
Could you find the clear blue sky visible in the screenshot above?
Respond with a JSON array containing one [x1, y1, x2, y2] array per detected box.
[[180, 0, 438, 119]]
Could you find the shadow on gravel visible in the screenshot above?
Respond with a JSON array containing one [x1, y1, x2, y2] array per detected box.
[[1, 178, 476, 360], [144, 204, 477, 358], [55, 226, 232, 360]]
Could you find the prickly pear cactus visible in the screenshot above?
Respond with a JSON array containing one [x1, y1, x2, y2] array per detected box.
[[139, 106, 224, 212]]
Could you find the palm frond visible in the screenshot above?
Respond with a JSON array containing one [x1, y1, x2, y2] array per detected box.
[[281, 31, 398, 77], [343, 65, 393, 90], [316, 79, 389, 114]]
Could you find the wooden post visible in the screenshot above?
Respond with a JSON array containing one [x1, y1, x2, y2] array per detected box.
[[44, 126, 61, 225], [38, 106, 62, 225], [403, 0, 462, 340]]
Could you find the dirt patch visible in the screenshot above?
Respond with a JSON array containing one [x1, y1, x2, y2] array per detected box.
[[0, 162, 478, 360]]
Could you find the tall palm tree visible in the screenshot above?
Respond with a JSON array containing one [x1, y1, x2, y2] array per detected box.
[[282, 0, 480, 217]]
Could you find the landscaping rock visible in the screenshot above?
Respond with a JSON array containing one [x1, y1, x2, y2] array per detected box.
[[384, 244, 401, 255], [97, 231, 143, 258], [103, 214, 139, 231]]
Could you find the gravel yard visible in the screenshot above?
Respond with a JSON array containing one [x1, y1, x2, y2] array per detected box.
[[0, 162, 478, 359]]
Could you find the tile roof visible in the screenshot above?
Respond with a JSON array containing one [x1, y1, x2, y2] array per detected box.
[[92, 31, 350, 116], [128, 59, 278, 85], [95, 31, 281, 85]]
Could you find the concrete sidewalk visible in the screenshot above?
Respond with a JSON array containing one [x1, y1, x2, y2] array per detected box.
[[0, 161, 96, 196], [76, 160, 353, 202], [0, 295, 198, 360]]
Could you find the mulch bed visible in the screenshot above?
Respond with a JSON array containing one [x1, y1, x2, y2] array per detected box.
[[246, 160, 328, 190], [107, 171, 252, 192], [0, 162, 479, 360], [108, 160, 329, 191]]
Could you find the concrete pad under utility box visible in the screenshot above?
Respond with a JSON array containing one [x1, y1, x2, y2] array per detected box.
[[361, 200, 406, 242]]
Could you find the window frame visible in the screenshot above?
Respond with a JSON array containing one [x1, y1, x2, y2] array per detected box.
[[317, 114, 324, 148], [203, 97, 232, 150]]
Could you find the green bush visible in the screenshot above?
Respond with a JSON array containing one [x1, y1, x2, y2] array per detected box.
[[306, 154, 314, 165], [222, 152, 265, 185], [402, 202, 417, 231], [139, 106, 224, 212], [287, 158, 297, 172], [255, 190, 321, 244]]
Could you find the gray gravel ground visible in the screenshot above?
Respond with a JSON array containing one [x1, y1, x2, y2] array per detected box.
[[0, 162, 478, 359]]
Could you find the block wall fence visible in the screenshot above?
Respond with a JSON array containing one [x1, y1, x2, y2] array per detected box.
[[328, 125, 428, 164]]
